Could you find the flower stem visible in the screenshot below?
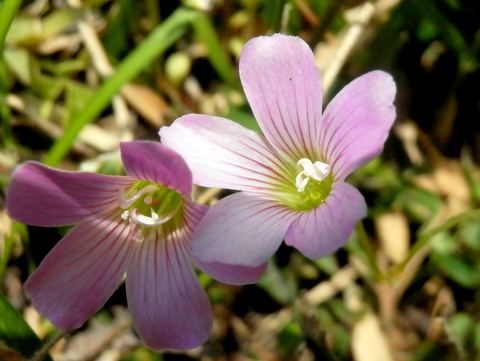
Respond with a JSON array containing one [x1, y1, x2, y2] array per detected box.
[[0, 0, 22, 148], [0, 0, 21, 52], [353, 221, 383, 281], [29, 330, 70, 361]]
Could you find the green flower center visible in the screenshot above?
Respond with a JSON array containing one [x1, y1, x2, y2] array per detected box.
[[295, 173, 333, 210], [277, 158, 333, 211], [117, 180, 183, 241]]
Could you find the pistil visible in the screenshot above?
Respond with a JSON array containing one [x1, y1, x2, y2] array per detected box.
[[117, 182, 183, 241], [295, 158, 330, 192]]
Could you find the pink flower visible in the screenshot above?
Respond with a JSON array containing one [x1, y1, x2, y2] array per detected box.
[[6, 141, 263, 349], [160, 34, 396, 284]]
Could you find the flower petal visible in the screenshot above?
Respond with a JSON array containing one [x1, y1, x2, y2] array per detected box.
[[239, 34, 322, 161], [24, 214, 134, 330], [193, 258, 268, 286], [160, 115, 291, 192], [192, 192, 298, 275], [120, 141, 192, 197], [284, 182, 366, 259], [6, 162, 131, 227], [126, 227, 212, 350], [320, 71, 396, 181]]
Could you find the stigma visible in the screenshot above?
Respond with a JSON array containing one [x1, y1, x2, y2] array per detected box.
[[295, 158, 330, 192]]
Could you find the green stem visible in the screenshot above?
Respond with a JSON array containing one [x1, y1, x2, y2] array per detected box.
[[353, 221, 383, 281], [0, 0, 22, 51], [44, 8, 201, 166], [0, 222, 16, 286], [192, 14, 239, 88], [0, 0, 22, 148], [29, 331, 69, 361], [0, 58, 13, 147]]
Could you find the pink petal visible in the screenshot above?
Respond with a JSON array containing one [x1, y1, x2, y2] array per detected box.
[[320, 71, 396, 181], [284, 182, 367, 259], [6, 162, 132, 227], [120, 141, 193, 197], [239, 34, 322, 161], [193, 258, 268, 286], [183, 199, 267, 285], [184, 196, 269, 284], [160, 115, 291, 192], [126, 225, 212, 350], [192, 192, 298, 273], [24, 213, 134, 330]]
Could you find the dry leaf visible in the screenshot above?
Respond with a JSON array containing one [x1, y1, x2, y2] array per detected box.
[[375, 212, 410, 264], [352, 313, 394, 361], [121, 83, 171, 128]]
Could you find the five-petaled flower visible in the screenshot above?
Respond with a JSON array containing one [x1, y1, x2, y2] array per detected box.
[[6, 141, 263, 349], [160, 34, 397, 284]]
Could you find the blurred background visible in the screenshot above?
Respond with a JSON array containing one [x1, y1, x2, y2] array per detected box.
[[1, 0, 480, 360]]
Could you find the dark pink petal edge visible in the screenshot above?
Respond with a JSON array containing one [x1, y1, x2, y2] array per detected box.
[[120, 141, 193, 197], [6, 162, 132, 227]]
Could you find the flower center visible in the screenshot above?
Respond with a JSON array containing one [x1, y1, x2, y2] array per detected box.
[[117, 181, 183, 241], [295, 158, 330, 192], [277, 158, 333, 211]]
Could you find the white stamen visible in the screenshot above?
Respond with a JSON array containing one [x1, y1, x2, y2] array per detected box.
[[117, 185, 159, 209], [295, 158, 330, 192], [129, 203, 181, 227]]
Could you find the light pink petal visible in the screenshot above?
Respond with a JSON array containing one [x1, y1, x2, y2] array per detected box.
[[24, 214, 134, 330], [6, 162, 132, 227], [120, 141, 192, 197], [160, 115, 292, 192], [181, 199, 268, 285], [285, 182, 366, 259], [320, 71, 396, 181], [239, 34, 322, 161], [126, 225, 212, 350], [191, 192, 298, 276]]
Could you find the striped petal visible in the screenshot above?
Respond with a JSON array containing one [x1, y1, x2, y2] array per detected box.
[[24, 214, 134, 330], [192, 192, 298, 273], [193, 258, 268, 286], [285, 182, 366, 259], [320, 71, 396, 181], [6, 162, 132, 227], [160, 115, 291, 192], [126, 221, 212, 350], [239, 34, 322, 161], [120, 141, 193, 197]]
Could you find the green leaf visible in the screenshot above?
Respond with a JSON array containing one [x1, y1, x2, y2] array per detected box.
[[258, 260, 297, 305], [431, 251, 480, 289], [221, 107, 261, 133], [0, 293, 53, 361], [3, 47, 31, 85], [5, 9, 79, 46]]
